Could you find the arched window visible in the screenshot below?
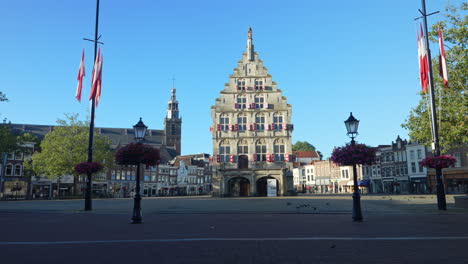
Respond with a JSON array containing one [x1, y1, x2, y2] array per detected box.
[[273, 113, 283, 130], [255, 113, 265, 131], [14, 164, 22, 176], [255, 139, 267, 162], [219, 140, 231, 162], [254, 94, 264, 109], [219, 114, 229, 131], [236, 94, 247, 109], [237, 114, 247, 131], [237, 139, 249, 154], [5, 164, 12, 176], [274, 139, 285, 161]]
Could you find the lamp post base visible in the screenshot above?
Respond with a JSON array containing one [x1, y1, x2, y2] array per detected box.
[[131, 194, 143, 224], [352, 191, 363, 222]]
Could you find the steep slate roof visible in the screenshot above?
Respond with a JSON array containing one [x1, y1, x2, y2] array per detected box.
[[9, 123, 178, 164]]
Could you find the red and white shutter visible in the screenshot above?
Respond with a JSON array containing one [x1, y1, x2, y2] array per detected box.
[[216, 155, 220, 163], [230, 155, 234, 163], [253, 123, 257, 131], [229, 124, 233, 131], [234, 103, 238, 109], [253, 154, 257, 162], [235, 124, 239, 131], [285, 154, 290, 162], [271, 154, 275, 162], [282, 123, 287, 130], [217, 124, 221, 131], [246, 123, 251, 131], [266, 154, 271, 162]]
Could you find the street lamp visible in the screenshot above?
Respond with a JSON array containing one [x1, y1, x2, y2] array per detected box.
[[344, 112, 363, 222], [132, 117, 147, 224]]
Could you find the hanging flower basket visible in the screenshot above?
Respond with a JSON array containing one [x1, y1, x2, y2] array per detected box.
[[115, 142, 161, 166], [420, 155, 456, 169], [74, 162, 104, 175], [331, 143, 376, 166]]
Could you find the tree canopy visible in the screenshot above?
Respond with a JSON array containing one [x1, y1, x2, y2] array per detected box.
[[292, 141, 323, 160], [402, 3, 467, 152], [0, 92, 7, 102], [30, 114, 113, 180]]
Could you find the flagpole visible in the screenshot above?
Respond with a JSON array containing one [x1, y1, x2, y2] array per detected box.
[[420, 0, 446, 210], [85, 0, 100, 211]]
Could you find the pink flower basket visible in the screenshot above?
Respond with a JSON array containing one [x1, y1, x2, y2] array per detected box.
[[74, 162, 104, 175], [420, 155, 456, 169], [115, 142, 161, 166], [331, 143, 376, 166]]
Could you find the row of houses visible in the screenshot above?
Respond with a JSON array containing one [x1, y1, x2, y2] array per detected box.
[[292, 137, 468, 195], [1, 150, 212, 200]]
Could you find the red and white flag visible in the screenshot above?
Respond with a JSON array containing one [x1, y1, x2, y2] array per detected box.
[[438, 25, 448, 87], [418, 24, 429, 93], [89, 48, 103, 107], [75, 49, 85, 102]]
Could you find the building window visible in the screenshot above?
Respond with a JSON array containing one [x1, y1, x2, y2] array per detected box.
[[219, 114, 229, 131], [219, 141, 230, 163], [255, 139, 267, 162], [411, 162, 416, 173], [237, 140, 248, 154], [417, 149, 422, 159], [255, 114, 265, 131], [254, 95, 264, 109], [273, 139, 285, 161], [273, 113, 283, 130], [254, 79, 263, 90], [5, 164, 12, 176], [151, 172, 157, 182], [454, 152, 461, 167], [15, 152, 23, 160], [14, 164, 22, 176], [131, 171, 136, 181], [116, 170, 121, 180], [111, 170, 116, 180], [418, 164, 424, 173], [237, 95, 247, 109], [410, 150, 415, 160], [237, 79, 246, 91], [237, 114, 247, 131]]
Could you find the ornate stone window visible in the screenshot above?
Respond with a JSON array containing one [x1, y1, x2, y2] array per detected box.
[[236, 94, 247, 109], [274, 138, 285, 161], [273, 113, 283, 130], [255, 113, 265, 131], [5, 164, 12, 176], [237, 139, 249, 154], [255, 139, 267, 162], [236, 79, 246, 91], [219, 140, 231, 163], [254, 79, 263, 90], [254, 94, 264, 109], [219, 114, 229, 131], [237, 114, 247, 131]]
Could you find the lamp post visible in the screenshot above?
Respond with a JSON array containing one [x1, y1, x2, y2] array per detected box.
[[132, 117, 147, 224], [345, 112, 363, 222]]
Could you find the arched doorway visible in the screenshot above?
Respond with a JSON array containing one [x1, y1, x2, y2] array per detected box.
[[256, 177, 279, 197], [238, 155, 249, 169], [228, 177, 250, 197]]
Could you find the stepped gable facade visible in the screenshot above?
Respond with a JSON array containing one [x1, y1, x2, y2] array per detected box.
[[210, 28, 294, 197]]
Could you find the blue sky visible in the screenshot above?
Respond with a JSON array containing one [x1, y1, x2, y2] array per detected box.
[[0, 0, 454, 158]]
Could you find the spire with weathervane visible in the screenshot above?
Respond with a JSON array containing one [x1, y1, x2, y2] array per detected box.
[[164, 80, 182, 155], [246, 27, 254, 61]]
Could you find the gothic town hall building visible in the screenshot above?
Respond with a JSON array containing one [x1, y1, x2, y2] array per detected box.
[[211, 28, 294, 197]]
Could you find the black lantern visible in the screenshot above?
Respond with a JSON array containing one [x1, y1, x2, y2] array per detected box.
[[133, 118, 147, 141], [344, 112, 359, 138]]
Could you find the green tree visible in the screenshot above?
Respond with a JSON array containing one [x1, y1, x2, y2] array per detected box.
[[30, 114, 113, 195], [292, 141, 323, 160], [402, 3, 467, 152], [0, 125, 18, 155], [0, 92, 7, 102]]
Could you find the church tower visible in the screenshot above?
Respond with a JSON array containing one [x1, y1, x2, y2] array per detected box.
[[210, 28, 294, 197], [164, 86, 182, 155]]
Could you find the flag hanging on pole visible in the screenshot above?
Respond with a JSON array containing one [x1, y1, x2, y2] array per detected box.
[[75, 49, 85, 102], [89, 48, 102, 107], [95, 55, 103, 107], [438, 25, 448, 87], [418, 24, 429, 93]]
